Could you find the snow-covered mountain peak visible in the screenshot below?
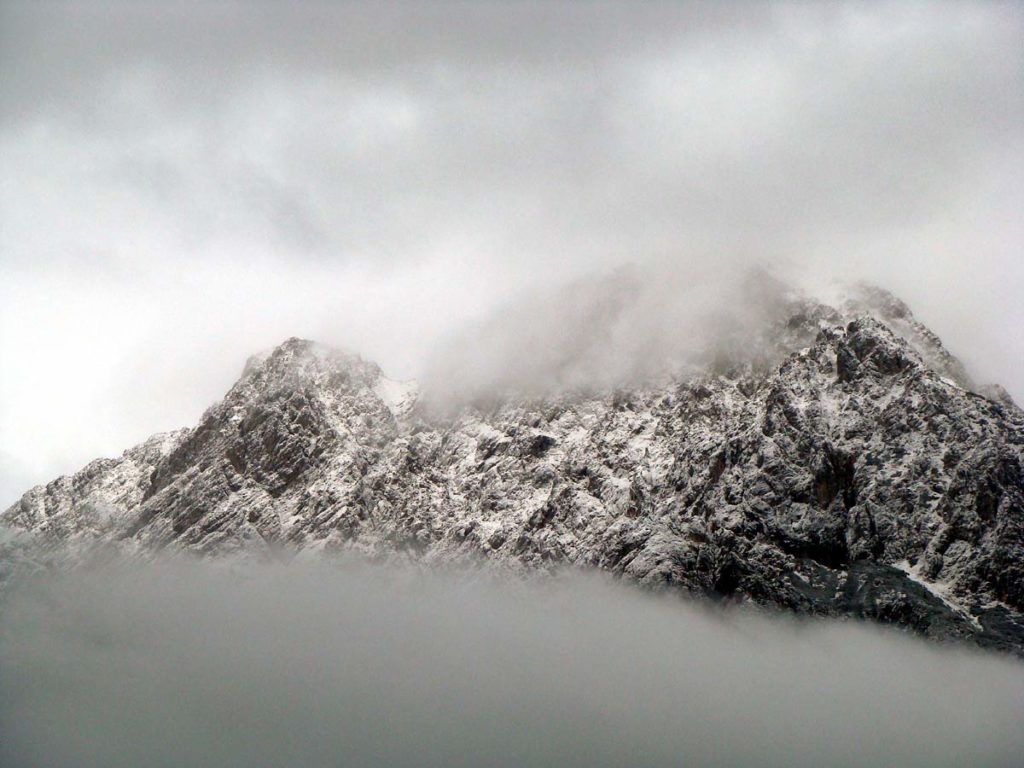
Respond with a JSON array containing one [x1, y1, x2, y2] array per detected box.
[[3, 280, 1023, 655], [238, 337, 384, 393]]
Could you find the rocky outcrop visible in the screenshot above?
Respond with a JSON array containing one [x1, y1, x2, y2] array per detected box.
[[3, 284, 1023, 654]]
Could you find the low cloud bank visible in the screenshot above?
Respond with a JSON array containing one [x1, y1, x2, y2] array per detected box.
[[1, 560, 1022, 768]]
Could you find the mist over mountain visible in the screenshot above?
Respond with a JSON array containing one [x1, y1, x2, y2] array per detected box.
[[2, 3, 1023, 765], [2, 0, 1022, 505], [419, 265, 992, 409]]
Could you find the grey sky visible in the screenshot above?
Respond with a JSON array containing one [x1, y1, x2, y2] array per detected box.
[[1, 1, 1022, 504]]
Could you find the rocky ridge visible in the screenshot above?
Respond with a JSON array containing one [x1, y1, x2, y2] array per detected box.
[[3, 281, 1023, 653]]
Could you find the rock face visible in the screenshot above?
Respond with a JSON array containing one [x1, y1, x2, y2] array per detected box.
[[3, 282, 1024, 653]]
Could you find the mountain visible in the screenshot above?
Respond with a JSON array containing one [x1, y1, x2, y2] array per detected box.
[[3, 279, 1023, 653]]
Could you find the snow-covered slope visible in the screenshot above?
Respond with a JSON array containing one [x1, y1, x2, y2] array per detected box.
[[3, 282, 1023, 653]]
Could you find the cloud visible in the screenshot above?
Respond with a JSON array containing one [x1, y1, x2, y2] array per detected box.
[[0, 1, 1022, 501], [1, 560, 1022, 768]]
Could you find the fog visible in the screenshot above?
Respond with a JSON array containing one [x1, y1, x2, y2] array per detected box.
[[419, 263, 799, 408], [0, 560, 1020, 768], [1, 2, 1022, 503]]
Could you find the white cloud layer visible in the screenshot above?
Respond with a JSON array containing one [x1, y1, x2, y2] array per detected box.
[[1, 1, 1022, 503]]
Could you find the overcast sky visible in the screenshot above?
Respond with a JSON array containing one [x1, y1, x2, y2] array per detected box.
[[1, 1, 1022, 504]]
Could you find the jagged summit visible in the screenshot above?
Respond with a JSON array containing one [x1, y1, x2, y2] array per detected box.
[[3, 280, 1023, 654], [240, 337, 377, 381]]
